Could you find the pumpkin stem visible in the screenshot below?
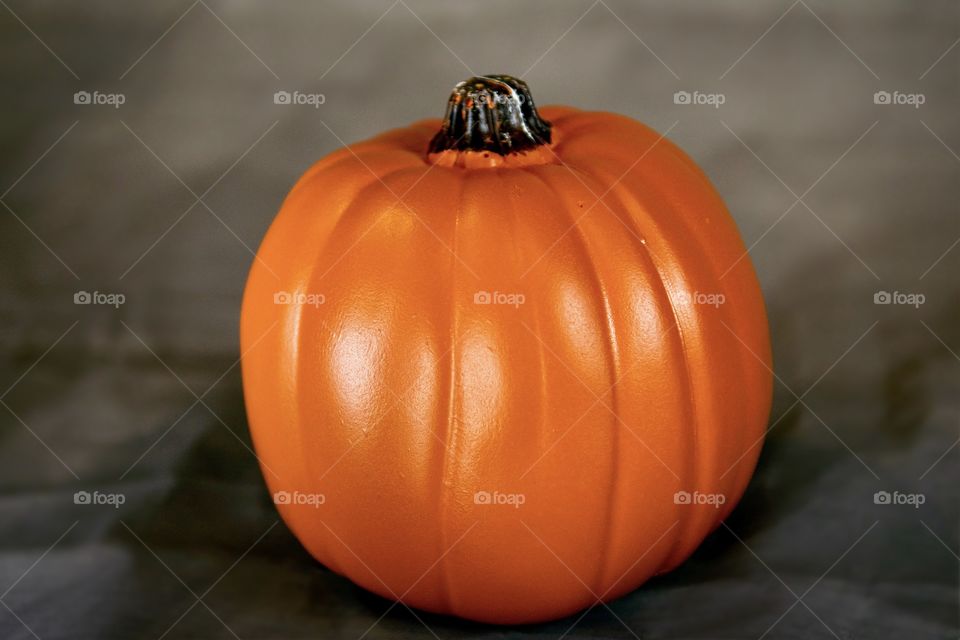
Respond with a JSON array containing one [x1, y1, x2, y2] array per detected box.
[[428, 75, 552, 156]]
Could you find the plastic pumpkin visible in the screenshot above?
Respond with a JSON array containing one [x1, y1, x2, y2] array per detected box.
[[241, 75, 772, 624]]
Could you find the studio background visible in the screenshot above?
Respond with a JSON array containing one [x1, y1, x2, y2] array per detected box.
[[0, 1, 957, 638]]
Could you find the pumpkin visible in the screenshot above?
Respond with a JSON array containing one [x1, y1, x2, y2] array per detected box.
[[241, 75, 772, 624]]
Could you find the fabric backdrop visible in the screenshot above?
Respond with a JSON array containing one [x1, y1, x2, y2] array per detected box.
[[0, 1, 957, 638]]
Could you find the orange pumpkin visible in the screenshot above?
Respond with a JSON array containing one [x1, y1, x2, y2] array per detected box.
[[241, 75, 772, 624]]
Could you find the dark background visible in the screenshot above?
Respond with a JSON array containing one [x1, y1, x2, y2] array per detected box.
[[1, 1, 957, 638]]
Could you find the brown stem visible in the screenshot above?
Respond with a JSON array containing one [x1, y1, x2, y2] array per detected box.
[[428, 75, 552, 156]]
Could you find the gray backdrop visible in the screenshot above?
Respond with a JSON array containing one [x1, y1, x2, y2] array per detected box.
[[0, 1, 957, 638]]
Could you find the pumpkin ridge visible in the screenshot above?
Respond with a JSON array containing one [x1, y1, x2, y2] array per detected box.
[[617, 159, 718, 568], [609, 145, 749, 567], [658, 159, 753, 521], [435, 168, 468, 616], [620, 142, 765, 530], [561, 165, 628, 594], [309, 165, 430, 283], [574, 160, 698, 583], [296, 164, 417, 578], [667, 157, 771, 519], [509, 171, 552, 499], [521, 164, 622, 598]]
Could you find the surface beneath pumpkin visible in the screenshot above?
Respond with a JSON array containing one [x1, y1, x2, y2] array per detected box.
[[0, 2, 956, 639]]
